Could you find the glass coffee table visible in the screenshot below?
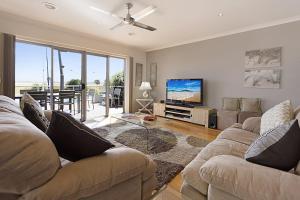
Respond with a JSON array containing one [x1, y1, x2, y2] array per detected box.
[[110, 113, 156, 151]]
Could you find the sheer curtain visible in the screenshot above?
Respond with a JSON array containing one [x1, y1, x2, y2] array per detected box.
[[2, 33, 16, 98]]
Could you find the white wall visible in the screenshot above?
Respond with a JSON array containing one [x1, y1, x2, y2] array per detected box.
[[147, 21, 300, 111], [0, 11, 146, 111]]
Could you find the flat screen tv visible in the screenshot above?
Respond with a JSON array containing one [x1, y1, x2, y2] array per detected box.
[[166, 79, 203, 106]]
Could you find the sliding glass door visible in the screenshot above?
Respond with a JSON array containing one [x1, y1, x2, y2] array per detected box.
[[84, 55, 126, 121], [15, 40, 126, 122], [109, 57, 125, 115], [52, 48, 83, 120], [86, 54, 107, 120], [15, 42, 51, 96]]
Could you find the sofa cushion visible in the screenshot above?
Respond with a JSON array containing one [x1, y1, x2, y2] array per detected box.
[[182, 129, 254, 196], [21, 147, 155, 200], [199, 138, 250, 161], [245, 120, 300, 171], [182, 126, 257, 196], [242, 117, 261, 134], [222, 98, 239, 111], [21, 94, 49, 132], [0, 95, 23, 116], [217, 127, 259, 146], [0, 111, 60, 194], [181, 153, 208, 195], [23, 102, 50, 132], [240, 98, 261, 113], [200, 155, 300, 200], [238, 111, 261, 124], [260, 100, 293, 135], [46, 111, 114, 161]]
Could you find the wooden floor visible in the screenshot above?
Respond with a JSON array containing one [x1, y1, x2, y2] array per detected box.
[[152, 117, 220, 200]]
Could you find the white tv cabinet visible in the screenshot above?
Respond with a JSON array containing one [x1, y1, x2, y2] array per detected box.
[[153, 103, 215, 128]]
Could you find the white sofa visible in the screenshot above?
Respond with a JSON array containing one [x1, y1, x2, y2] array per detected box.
[[181, 114, 300, 200], [0, 95, 157, 200]]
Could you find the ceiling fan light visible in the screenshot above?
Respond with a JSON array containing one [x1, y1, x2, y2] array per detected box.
[[134, 5, 156, 21], [90, 6, 110, 15]]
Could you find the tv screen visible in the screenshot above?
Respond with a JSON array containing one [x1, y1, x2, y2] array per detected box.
[[166, 79, 203, 105]]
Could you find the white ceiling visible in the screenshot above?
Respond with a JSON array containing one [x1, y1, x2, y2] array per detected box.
[[1, 0, 300, 51]]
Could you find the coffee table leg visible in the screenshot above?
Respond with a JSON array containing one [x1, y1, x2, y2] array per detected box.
[[146, 127, 150, 152]]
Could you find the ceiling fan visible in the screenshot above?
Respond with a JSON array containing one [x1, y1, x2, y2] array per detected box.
[[91, 2, 157, 31]]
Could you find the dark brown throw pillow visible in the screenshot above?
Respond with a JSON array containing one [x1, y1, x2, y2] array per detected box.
[[245, 120, 300, 171], [46, 111, 114, 161], [22, 101, 50, 132]]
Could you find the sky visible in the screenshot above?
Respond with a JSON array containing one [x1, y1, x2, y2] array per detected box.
[[15, 42, 124, 85]]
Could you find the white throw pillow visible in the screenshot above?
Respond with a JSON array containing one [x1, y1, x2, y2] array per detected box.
[[260, 100, 293, 135]]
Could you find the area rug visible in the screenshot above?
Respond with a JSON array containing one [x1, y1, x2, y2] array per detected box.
[[93, 122, 210, 189]]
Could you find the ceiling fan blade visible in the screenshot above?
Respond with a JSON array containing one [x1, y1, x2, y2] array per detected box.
[[132, 21, 156, 31], [132, 5, 156, 21], [90, 6, 122, 20], [110, 22, 125, 30]]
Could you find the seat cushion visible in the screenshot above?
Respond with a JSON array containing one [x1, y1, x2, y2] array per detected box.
[[21, 147, 154, 200], [0, 111, 60, 194], [222, 98, 239, 111], [46, 111, 114, 161], [182, 127, 255, 195], [240, 98, 261, 113]]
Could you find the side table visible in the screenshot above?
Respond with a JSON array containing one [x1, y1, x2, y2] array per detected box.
[[136, 98, 154, 114]]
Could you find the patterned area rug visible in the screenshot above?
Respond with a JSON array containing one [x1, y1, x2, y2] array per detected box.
[[93, 122, 210, 189]]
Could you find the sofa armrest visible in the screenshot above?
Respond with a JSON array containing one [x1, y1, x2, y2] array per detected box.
[[199, 155, 300, 200], [229, 123, 243, 129], [242, 117, 261, 134], [238, 111, 261, 124], [21, 147, 156, 200], [217, 110, 238, 130]]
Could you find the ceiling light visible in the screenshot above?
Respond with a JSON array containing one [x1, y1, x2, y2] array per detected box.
[[218, 13, 223, 17], [90, 6, 110, 15], [134, 5, 156, 21], [42, 2, 57, 10]]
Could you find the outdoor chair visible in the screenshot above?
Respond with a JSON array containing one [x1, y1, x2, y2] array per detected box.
[[110, 88, 122, 108], [54, 90, 76, 115], [87, 89, 96, 110]]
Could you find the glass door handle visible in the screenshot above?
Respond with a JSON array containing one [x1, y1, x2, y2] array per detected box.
[[81, 83, 86, 90]]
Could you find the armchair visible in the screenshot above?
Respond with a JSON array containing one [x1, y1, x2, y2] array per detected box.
[[217, 97, 262, 130]]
